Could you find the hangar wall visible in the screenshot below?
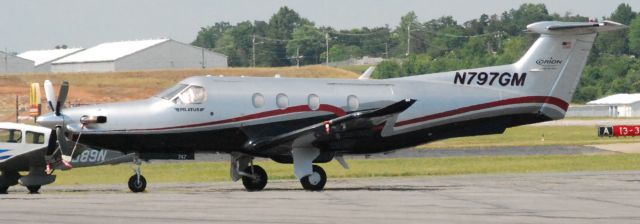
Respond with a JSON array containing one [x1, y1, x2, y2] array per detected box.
[[51, 61, 115, 73], [115, 40, 227, 71], [0, 52, 34, 74]]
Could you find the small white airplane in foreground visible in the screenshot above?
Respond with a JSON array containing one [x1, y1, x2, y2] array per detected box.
[[0, 122, 134, 193], [10, 20, 627, 193]]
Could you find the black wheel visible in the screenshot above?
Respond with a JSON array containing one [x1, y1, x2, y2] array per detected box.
[[128, 175, 147, 193], [242, 165, 268, 191], [0, 185, 8, 194], [27, 185, 41, 194], [300, 165, 327, 191]]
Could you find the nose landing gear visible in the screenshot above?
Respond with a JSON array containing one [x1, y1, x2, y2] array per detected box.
[[128, 158, 146, 193]]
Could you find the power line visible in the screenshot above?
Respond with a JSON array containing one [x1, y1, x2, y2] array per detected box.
[[413, 26, 505, 38], [328, 30, 389, 36]]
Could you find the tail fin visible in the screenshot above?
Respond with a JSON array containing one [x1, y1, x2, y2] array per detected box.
[[516, 21, 626, 119]]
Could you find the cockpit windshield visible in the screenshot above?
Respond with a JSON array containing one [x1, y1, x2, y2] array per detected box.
[[155, 84, 207, 104], [156, 84, 188, 100], [175, 86, 207, 104]]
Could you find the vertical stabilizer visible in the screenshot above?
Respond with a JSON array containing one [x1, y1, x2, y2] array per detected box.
[[515, 21, 626, 119]]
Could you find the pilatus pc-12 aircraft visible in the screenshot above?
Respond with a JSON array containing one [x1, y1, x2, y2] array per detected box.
[[34, 20, 624, 192]]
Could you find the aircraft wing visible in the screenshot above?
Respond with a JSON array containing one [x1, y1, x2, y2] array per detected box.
[[243, 99, 416, 153]]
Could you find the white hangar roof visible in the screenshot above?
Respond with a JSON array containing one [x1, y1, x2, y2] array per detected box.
[[53, 39, 169, 64], [587, 93, 640, 105], [18, 48, 84, 66]]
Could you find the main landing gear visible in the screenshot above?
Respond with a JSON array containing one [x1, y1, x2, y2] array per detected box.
[[231, 150, 331, 192], [300, 165, 326, 191], [128, 158, 146, 193], [0, 171, 19, 194], [26, 185, 41, 194], [241, 165, 268, 191], [231, 154, 268, 191]]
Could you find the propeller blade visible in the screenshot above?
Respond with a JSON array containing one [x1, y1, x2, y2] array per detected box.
[[44, 80, 57, 112], [46, 127, 57, 156], [56, 127, 72, 161], [55, 81, 69, 116]]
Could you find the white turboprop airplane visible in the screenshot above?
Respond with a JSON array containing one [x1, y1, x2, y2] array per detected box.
[[29, 20, 624, 193], [0, 122, 135, 193]]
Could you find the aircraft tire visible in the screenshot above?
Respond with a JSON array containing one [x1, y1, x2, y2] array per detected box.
[[242, 165, 268, 191], [300, 165, 326, 191], [128, 175, 147, 193], [0, 185, 8, 194], [27, 185, 41, 194]]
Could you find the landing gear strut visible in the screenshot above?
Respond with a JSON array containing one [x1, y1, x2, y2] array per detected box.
[[300, 165, 327, 191], [128, 158, 146, 193]]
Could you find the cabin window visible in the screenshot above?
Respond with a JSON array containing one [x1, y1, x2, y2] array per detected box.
[[252, 93, 265, 108], [276, 93, 289, 109], [308, 94, 320, 110], [156, 84, 188, 100], [175, 86, 207, 105], [26, 131, 45, 144], [347, 95, 359, 111], [0, 129, 22, 143]]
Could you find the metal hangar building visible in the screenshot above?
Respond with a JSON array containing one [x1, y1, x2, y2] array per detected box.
[[0, 51, 34, 74], [50, 39, 228, 72], [18, 48, 84, 73]]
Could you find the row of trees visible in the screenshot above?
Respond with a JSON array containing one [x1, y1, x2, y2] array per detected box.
[[193, 4, 640, 103]]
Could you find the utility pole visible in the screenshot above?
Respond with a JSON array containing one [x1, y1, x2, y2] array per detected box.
[[4, 48, 7, 73], [15, 95, 18, 123], [325, 33, 329, 65], [296, 47, 300, 67], [385, 42, 389, 59], [252, 35, 256, 67], [407, 23, 411, 56]]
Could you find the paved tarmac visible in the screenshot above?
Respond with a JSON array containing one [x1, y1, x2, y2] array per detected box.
[[1, 171, 640, 224], [195, 145, 614, 162]]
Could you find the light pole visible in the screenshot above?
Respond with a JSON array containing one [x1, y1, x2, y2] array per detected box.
[[406, 23, 411, 56], [325, 33, 329, 65], [252, 35, 264, 67]]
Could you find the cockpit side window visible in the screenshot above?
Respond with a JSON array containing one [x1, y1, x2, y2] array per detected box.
[[156, 84, 189, 100], [0, 129, 22, 143], [26, 131, 45, 144], [175, 85, 207, 105]]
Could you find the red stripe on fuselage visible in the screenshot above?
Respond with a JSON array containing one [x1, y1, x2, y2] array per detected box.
[[131, 104, 347, 131], [126, 96, 566, 132], [394, 96, 568, 127]]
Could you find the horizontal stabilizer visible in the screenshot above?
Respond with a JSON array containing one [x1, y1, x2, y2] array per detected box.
[[244, 99, 416, 152], [358, 66, 376, 80], [527, 20, 627, 35]]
